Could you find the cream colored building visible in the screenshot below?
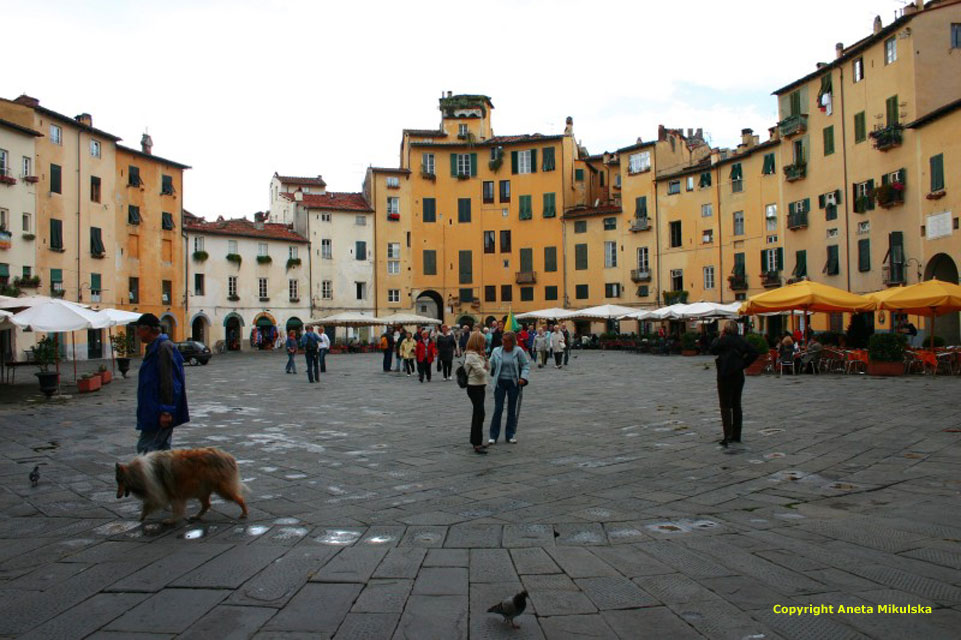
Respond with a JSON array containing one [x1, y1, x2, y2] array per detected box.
[[184, 212, 310, 350], [267, 173, 327, 225], [0, 116, 42, 360]]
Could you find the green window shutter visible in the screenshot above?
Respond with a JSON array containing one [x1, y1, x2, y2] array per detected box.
[[575, 244, 588, 270], [823, 126, 834, 155], [543, 192, 556, 217], [762, 153, 775, 175], [802, 198, 810, 213], [776, 247, 784, 271], [858, 239, 871, 272], [458, 250, 472, 284], [734, 252, 745, 275], [520, 248, 533, 272], [854, 112, 866, 142], [544, 246, 557, 272], [795, 250, 807, 277], [866, 179, 875, 209], [730, 163, 742, 181], [0, 264, 8, 278], [470, 153, 477, 177], [575, 168, 584, 181], [542, 147, 555, 171], [931, 154, 945, 192], [789, 202, 797, 215], [91, 273, 101, 290], [530, 149, 537, 173], [790, 90, 801, 116], [355, 241, 366, 260], [511, 151, 518, 174], [423, 250, 437, 275], [50, 268, 63, 283], [886, 95, 899, 126], [817, 194, 825, 209], [760, 250, 767, 272], [50, 164, 62, 193], [575, 284, 589, 299], [545, 285, 558, 300], [50, 219, 63, 249], [458, 198, 471, 223], [450, 153, 458, 177], [423, 198, 436, 222], [519, 195, 532, 219]]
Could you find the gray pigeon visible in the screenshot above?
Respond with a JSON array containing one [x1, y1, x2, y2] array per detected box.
[[29, 466, 40, 487], [487, 590, 527, 628]]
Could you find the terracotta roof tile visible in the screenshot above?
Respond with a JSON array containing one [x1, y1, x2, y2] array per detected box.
[[275, 174, 327, 187], [404, 128, 447, 137], [281, 191, 373, 212], [563, 204, 622, 219], [184, 215, 308, 243]]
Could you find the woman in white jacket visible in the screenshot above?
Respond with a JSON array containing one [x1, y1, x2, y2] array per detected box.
[[463, 331, 490, 454], [550, 326, 566, 368]]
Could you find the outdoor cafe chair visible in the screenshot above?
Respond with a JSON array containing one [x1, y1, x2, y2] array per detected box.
[[844, 350, 868, 375]]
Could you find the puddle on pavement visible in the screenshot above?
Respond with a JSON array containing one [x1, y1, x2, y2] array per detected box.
[[181, 528, 206, 540], [566, 531, 604, 544], [769, 470, 807, 482], [414, 532, 443, 544], [315, 529, 362, 545], [607, 527, 644, 540], [648, 523, 688, 534], [272, 527, 309, 541], [284, 474, 308, 480], [245, 525, 270, 536], [364, 535, 396, 544], [273, 517, 300, 525]]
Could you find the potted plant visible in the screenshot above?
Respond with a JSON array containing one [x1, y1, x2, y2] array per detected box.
[[31, 336, 60, 396], [286, 257, 302, 270], [110, 330, 136, 378], [226, 253, 243, 265], [867, 332, 906, 376], [97, 363, 112, 385], [77, 373, 102, 393], [680, 331, 699, 356], [744, 333, 770, 375], [256, 255, 272, 265], [192, 250, 209, 262]]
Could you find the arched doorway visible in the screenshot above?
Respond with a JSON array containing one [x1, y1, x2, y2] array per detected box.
[[484, 315, 497, 327], [415, 290, 444, 321], [190, 313, 210, 345], [223, 312, 244, 351], [924, 253, 960, 344], [455, 314, 476, 329], [159, 313, 177, 341], [285, 316, 304, 339], [253, 312, 278, 350]]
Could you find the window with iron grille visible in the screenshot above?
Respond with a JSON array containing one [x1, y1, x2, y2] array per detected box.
[[259, 278, 269, 299], [289, 279, 299, 300], [703, 266, 715, 290], [388, 289, 400, 303]]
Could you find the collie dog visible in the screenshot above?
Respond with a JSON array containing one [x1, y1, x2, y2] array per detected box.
[[115, 447, 249, 524]]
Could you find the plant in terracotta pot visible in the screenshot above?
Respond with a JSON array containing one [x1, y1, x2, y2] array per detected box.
[[744, 333, 770, 376], [867, 332, 906, 376], [680, 331, 699, 356], [110, 330, 136, 378], [30, 336, 60, 396], [77, 373, 102, 393], [97, 363, 112, 385]]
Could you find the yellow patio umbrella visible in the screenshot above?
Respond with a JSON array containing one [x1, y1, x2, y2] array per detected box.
[[739, 280, 875, 315], [877, 278, 961, 350]]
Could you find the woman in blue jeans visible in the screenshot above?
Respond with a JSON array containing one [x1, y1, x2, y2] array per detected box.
[[488, 332, 531, 444]]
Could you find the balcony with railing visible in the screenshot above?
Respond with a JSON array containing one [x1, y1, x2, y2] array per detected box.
[[420, 164, 435, 180], [787, 211, 808, 230], [630, 269, 652, 282], [873, 182, 905, 209], [629, 216, 651, 232], [728, 272, 748, 291], [778, 113, 808, 137], [762, 271, 782, 288], [783, 162, 807, 182], [870, 125, 903, 152], [515, 271, 536, 285], [0, 166, 16, 185]]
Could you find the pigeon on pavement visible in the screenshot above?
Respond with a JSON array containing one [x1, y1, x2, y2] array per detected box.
[[487, 590, 528, 628], [29, 466, 40, 487]]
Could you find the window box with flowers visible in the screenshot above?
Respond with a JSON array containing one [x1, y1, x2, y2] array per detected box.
[[226, 253, 242, 265], [926, 190, 946, 200], [783, 162, 807, 182], [872, 182, 905, 209], [762, 271, 782, 288], [0, 175, 17, 185], [869, 125, 903, 152], [420, 164, 435, 180], [192, 250, 209, 262], [488, 155, 503, 172], [854, 195, 873, 213], [23, 175, 39, 183], [286, 257, 302, 270], [256, 255, 272, 265], [22, 233, 35, 241], [14, 275, 40, 288], [728, 273, 748, 291], [50, 288, 66, 298], [387, 213, 400, 221], [228, 294, 240, 302]]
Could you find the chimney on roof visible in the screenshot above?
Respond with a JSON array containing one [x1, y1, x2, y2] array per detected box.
[[75, 113, 92, 127], [657, 125, 667, 142], [294, 188, 303, 202], [141, 133, 153, 155], [769, 125, 779, 142], [740, 128, 755, 148], [873, 15, 882, 35], [695, 128, 703, 140], [835, 42, 844, 58], [14, 94, 39, 107], [564, 116, 574, 136], [447, 90, 452, 98]]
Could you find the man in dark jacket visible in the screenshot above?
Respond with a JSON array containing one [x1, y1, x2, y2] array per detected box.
[[709, 320, 757, 448], [435, 325, 457, 381], [135, 313, 189, 454], [380, 329, 395, 372], [490, 321, 504, 350]]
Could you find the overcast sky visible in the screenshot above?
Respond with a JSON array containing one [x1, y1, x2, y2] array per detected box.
[[4, 0, 904, 218]]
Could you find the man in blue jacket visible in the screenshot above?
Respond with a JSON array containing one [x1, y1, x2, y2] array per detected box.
[[135, 313, 189, 454]]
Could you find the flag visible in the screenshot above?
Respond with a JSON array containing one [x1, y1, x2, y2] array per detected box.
[[506, 308, 520, 332]]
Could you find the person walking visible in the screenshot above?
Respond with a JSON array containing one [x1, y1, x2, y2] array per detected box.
[[533, 327, 550, 367], [561, 322, 571, 366], [517, 325, 530, 354], [709, 320, 758, 448], [301, 325, 321, 383], [399, 331, 417, 376], [394, 327, 405, 372], [316, 325, 331, 373], [380, 328, 395, 372], [483, 327, 492, 355], [488, 331, 530, 445], [463, 331, 490, 454], [285, 330, 298, 374], [458, 324, 471, 356], [436, 325, 457, 381], [490, 321, 504, 351], [550, 325, 566, 368], [416, 330, 437, 382], [134, 313, 189, 454]]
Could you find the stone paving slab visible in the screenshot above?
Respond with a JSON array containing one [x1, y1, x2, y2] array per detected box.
[[2, 351, 961, 638]]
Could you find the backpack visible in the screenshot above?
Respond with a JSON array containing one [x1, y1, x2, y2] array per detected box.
[[455, 362, 469, 388], [304, 334, 319, 353]]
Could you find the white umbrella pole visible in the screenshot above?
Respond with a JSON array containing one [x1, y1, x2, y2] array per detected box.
[[109, 326, 115, 373], [72, 332, 77, 383]]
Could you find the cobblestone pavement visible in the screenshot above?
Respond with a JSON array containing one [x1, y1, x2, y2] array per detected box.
[[1, 349, 960, 639]]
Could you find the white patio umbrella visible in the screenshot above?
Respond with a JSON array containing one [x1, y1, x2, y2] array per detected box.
[[11, 299, 112, 384], [647, 304, 689, 320], [308, 311, 388, 327], [379, 312, 442, 326], [676, 302, 741, 319], [563, 304, 639, 320], [515, 307, 573, 321], [620, 308, 654, 320], [97, 308, 143, 326]]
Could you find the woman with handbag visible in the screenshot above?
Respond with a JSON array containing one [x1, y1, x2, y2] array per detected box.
[[709, 320, 758, 447], [463, 331, 490, 454]]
